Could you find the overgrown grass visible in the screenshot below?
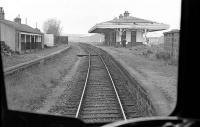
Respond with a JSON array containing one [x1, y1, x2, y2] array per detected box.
[[155, 51, 171, 60], [2, 44, 69, 68], [131, 44, 178, 66], [98, 45, 178, 115], [5, 64, 57, 112], [4, 46, 78, 112]]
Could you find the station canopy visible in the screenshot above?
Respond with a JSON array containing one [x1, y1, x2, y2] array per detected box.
[[88, 12, 169, 33]]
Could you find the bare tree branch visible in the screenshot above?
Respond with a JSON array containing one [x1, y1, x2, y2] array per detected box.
[[43, 18, 62, 36]]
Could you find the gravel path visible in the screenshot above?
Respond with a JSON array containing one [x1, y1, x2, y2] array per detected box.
[[47, 56, 88, 117], [36, 57, 81, 113], [36, 43, 86, 114]]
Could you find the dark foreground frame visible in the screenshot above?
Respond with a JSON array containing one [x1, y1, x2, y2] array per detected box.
[[1, 0, 200, 127]]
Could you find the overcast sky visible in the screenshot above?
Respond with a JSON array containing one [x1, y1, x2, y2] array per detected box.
[[1, 0, 181, 36]]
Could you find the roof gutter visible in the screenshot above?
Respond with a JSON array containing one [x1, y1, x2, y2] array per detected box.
[[88, 23, 169, 33]]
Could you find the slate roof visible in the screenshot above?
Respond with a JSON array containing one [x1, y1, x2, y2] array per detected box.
[[88, 14, 169, 33], [108, 16, 155, 23], [0, 19, 42, 34]]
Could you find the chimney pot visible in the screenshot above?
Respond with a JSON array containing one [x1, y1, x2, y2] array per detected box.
[[0, 7, 5, 20], [124, 11, 130, 17], [14, 15, 21, 24]]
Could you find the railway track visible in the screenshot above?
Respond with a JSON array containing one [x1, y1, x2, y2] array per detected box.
[[75, 51, 126, 123], [4, 43, 154, 123], [48, 43, 154, 122]]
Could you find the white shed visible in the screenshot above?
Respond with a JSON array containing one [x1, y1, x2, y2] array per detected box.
[[44, 34, 54, 47]]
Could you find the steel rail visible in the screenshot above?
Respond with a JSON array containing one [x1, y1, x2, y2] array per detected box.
[[75, 45, 127, 120], [99, 55, 127, 120], [75, 54, 91, 118]]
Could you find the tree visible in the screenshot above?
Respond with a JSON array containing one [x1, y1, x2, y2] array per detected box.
[[43, 18, 62, 36]]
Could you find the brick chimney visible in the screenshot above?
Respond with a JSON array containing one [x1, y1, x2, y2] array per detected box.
[[124, 11, 130, 17], [14, 15, 21, 24], [0, 7, 5, 20]]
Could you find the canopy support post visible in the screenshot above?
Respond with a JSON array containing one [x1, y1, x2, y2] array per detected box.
[[144, 29, 148, 45]]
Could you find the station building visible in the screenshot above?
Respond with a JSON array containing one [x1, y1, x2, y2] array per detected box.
[[0, 7, 44, 53], [89, 11, 169, 47]]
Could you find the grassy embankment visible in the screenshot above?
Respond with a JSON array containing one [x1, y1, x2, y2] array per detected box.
[[3, 44, 79, 112], [93, 42, 178, 116]]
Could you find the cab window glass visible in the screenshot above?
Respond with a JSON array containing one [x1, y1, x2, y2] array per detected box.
[[1, 0, 181, 123]]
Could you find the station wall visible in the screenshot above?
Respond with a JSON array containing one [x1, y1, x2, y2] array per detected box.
[[0, 23, 16, 50]]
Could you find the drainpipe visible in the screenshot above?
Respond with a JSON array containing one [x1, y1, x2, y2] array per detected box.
[[25, 34, 26, 53], [144, 29, 148, 45], [30, 35, 31, 52]]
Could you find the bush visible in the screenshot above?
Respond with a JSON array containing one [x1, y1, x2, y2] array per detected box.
[[155, 51, 171, 61], [147, 49, 153, 54], [142, 49, 153, 57], [1, 41, 15, 55]]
